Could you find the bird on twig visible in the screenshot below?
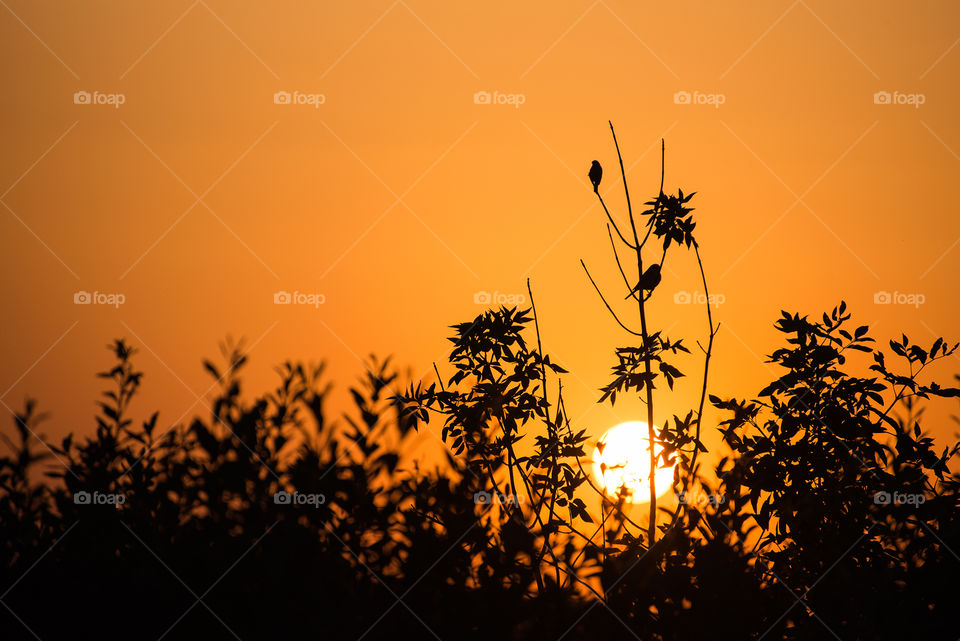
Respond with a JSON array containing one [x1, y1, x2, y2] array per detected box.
[[589, 160, 602, 193], [626, 264, 661, 301]]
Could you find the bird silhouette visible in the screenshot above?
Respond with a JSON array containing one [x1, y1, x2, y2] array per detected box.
[[626, 264, 661, 300], [589, 160, 602, 193]]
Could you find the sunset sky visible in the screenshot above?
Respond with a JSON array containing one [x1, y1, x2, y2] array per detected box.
[[2, 0, 960, 464]]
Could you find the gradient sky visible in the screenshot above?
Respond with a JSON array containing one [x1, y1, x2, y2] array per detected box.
[[2, 1, 960, 467]]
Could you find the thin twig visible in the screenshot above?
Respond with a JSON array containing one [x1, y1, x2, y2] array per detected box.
[[597, 192, 636, 249], [607, 224, 639, 302], [581, 260, 643, 337]]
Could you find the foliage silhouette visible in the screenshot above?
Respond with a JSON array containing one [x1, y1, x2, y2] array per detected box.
[[2, 127, 959, 640]]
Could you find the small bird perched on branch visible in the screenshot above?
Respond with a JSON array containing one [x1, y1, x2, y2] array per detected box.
[[589, 160, 602, 193], [626, 264, 661, 300]]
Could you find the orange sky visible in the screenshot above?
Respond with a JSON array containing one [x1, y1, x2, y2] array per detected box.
[[2, 1, 960, 467]]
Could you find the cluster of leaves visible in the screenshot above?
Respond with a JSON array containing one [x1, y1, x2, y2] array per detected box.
[[0, 339, 592, 640], [395, 306, 601, 594], [642, 187, 698, 251], [599, 333, 689, 403], [706, 304, 960, 640]]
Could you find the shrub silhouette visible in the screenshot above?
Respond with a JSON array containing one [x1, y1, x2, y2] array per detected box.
[[2, 127, 959, 640]]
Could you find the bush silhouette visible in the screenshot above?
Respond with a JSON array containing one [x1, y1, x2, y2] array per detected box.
[[2, 127, 959, 640]]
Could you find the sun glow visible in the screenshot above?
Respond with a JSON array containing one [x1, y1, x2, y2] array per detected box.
[[592, 421, 676, 503]]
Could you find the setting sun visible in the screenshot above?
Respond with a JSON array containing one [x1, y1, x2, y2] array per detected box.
[[592, 421, 677, 503]]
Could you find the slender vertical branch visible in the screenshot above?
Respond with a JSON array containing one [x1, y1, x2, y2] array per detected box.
[[669, 242, 719, 528], [639, 140, 664, 251], [610, 122, 635, 225], [608, 121, 658, 545], [527, 278, 549, 413], [526, 278, 561, 586], [659, 139, 665, 198], [687, 243, 717, 490]]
